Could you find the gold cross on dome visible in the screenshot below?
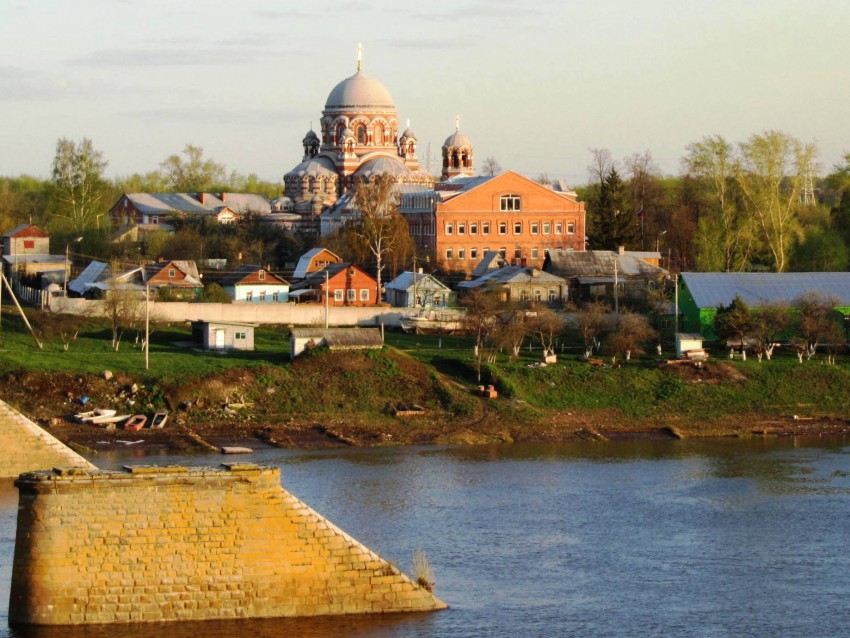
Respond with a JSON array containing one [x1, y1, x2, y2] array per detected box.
[[357, 43, 363, 72]]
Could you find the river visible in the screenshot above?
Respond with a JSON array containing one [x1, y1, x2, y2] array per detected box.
[[2, 436, 850, 637]]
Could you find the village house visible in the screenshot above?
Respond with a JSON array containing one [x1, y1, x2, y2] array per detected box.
[[291, 248, 343, 280], [383, 270, 452, 308], [84, 259, 204, 300], [457, 265, 568, 304], [1, 224, 65, 283], [220, 265, 290, 303], [288, 263, 379, 306], [109, 192, 271, 233], [544, 248, 667, 309]]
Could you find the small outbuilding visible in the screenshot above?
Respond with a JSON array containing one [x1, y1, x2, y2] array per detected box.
[[675, 333, 705, 358], [289, 327, 383, 360], [384, 271, 452, 308], [191, 320, 257, 351]]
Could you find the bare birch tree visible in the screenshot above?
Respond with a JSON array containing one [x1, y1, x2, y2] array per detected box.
[[349, 174, 413, 303], [51, 137, 108, 231]]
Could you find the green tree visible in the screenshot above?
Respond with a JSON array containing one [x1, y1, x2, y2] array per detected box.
[[750, 302, 790, 361], [684, 135, 754, 271], [737, 130, 816, 272], [159, 144, 226, 192], [830, 189, 850, 256], [714, 295, 753, 358], [50, 137, 109, 231], [592, 168, 639, 249], [790, 225, 848, 272]]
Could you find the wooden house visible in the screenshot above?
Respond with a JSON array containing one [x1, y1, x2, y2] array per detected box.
[[384, 271, 452, 308], [220, 265, 290, 303], [457, 266, 567, 304], [292, 248, 342, 280]]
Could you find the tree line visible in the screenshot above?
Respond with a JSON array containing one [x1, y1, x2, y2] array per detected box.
[[2, 133, 850, 277]]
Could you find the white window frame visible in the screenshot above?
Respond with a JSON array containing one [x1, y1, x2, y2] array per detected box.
[[458, 248, 466, 260], [360, 288, 369, 301], [458, 222, 466, 235], [543, 222, 551, 235], [470, 247, 478, 260], [470, 222, 478, 235], [555, 222, 563, 235], [567, 221, 576, 235], [513, 221, 522, 235], [531, 222, 539, 235], [446, 248, 453, 260], [334, 289, 344, 302], [500, 194, 521, 211], [498, 222, 507, 235], [445, 222, 454, 236], [482, 222, 490, 235], [347, 288, 356, 302]]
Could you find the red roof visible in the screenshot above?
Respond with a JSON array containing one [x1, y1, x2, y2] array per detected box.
[[3, 224, 49, 239]]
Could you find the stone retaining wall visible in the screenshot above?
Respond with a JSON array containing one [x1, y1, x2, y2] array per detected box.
[[0, 399, 95, 478], [10, 464, 446, 625]]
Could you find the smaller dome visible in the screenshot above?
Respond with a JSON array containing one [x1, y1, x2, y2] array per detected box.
[[284, 156, 339, 180], [444, 131, 472, 149], [302, 130, 320, 144], [400, 127, 417, 141]]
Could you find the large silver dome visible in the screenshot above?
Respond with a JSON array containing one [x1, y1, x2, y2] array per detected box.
[[325, 71, 395, 111]]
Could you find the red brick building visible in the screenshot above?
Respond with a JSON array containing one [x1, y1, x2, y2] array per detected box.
[[401, 171, 586, 273]]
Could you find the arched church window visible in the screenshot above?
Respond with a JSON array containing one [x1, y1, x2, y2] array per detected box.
[[336, 124, 345, 144], [374, 125, 383, 145], [356, 126, 366, 144]]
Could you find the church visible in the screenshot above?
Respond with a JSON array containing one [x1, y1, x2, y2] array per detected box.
[[280, 48, 586, 271]]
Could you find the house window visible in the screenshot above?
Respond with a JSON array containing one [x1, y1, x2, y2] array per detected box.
[[259, 270, 266, 280], [246, 291, 253, 301], [500, 194, 521, 211], [498, 222, 507, 235], [514, 247, 522, 260], [530, 222, 539, 235], [23, 240, 35, 249], [520, 290, 529, 302], [534, 289, 542, 302], [259, 291, 266, 301], [334, 289, 344, 302], [470, 223, 478, 235], [168, 269, 176, 278], [446, 248, 453, 260], [499, 247, 507, 258], [151, 216, 160, 225], [513, 221, 522, 235], [482, 222, 491, 235], [532, 247, 539, 259], [458, 248, 465, 260], [458, 222, 466, 235], [555, 222, 563, 235], [235, 331, 246, 340], [347, 288, 356, 302], [567, 221, 575, 235], [543, 222, 551, 235], [272, 292, 279, 302], [446, 222, 453, 235], [470, 248, 478, 260], [548, 289, 557, 301], [360, 289, 369, 301]]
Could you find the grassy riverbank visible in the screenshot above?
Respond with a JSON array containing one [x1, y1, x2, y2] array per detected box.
[[1, 308, 849, 450]]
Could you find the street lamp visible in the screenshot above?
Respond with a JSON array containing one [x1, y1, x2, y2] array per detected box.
[[63, 236, 83, 297]]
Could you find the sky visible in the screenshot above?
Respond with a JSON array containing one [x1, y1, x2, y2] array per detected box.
[[2, 0, 849, 186]]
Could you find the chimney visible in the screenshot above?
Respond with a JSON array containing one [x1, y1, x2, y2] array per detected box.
[[199, 192, 207, 205], [618, 246, 625, 255], [220, 192, 227, 203]]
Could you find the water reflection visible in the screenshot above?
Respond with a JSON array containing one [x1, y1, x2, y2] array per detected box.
[[4, 436, 850, 637]]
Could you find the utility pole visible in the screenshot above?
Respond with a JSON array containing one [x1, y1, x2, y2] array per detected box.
[[324, 270, 330, 329], [613, 258, 619, 316], [145, 283, 150, 370]]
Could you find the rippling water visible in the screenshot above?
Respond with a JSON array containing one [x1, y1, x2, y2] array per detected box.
[[3, 436, 850, 637]]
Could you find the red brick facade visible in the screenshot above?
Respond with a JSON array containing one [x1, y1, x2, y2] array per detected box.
[[405, 171, 586, 273]]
